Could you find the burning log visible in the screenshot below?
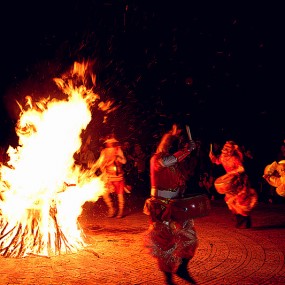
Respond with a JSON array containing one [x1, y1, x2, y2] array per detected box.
[[0, 203, 86, 258]]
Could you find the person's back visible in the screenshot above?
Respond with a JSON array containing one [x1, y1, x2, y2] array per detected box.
[[144, 124, 200, 285]]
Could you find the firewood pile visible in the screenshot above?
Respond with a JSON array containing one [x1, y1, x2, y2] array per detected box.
[[0, 204, 86, 258]]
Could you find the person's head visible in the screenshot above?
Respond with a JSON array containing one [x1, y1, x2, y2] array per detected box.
[[277, 160, 285, 176], [221, 141, 243, 161], [134, 143, 142, 153], [195, 139, 201, 149], [122, 141, 130, 150], [156, 124, 182, 154], [102, 138, 121, 157], [212, 142, 221, 150], [103, 138, 121, 149], [222, 141, 236, 155]]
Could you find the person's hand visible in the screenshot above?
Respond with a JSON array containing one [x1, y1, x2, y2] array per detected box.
[[209, 151, 215, 161], [189, 140, 196, 151], [171, 124, 182, 136]]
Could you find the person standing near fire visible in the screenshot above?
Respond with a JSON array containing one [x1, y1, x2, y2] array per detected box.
[[209, 140, 258, 228], [143, 124, 200, 285], [95, 138, 127, 218]]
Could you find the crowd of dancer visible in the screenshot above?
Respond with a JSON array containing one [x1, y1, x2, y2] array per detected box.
[[58, 127, 285, 224], [141, 126, 285, 284], [72, 125, 284, 284], [1, 123, 284, 284]]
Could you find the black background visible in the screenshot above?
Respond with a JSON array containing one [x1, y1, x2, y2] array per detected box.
[[0, 1, 284, 164]]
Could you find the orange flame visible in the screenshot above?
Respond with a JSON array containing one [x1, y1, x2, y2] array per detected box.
[[0, 61, 110, 257]]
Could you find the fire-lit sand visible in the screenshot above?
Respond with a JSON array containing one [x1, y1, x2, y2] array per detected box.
[[0, 61, 112, 258], [0, 196, 284, 284]]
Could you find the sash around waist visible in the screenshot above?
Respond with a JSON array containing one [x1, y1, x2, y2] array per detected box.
[[151, 187, 180, 199]]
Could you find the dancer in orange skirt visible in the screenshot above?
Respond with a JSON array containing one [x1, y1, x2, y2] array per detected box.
[[209, 141, 258, 228]]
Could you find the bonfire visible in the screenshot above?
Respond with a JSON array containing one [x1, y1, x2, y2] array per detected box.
[[0, 61, 110, 258]]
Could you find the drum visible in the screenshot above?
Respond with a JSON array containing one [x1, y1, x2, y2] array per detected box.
[[169, 194, 211, 221], [214, 173, 240, 194]]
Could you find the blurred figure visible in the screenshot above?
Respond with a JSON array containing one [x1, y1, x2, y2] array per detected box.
[[184, 138, 210, 195], [95, 138, 127, 218], [133, 143, 147, 181], [0, 146, 7, 165], [208, 141, 224, 200], [198, 171, 215, 200], [240, 144, 259, 191], [74, 135, 95, 170], [263, 140, 285, 204], [143, 124, 203, 285], [132, 142, 148, 196], [209, 140, 258, 229], [121, 140, 135, 193], [277, 141, 285, 161], [263, 160, 285, 198]]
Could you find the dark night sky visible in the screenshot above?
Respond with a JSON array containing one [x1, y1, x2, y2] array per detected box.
[[0, 1, 284, 163]]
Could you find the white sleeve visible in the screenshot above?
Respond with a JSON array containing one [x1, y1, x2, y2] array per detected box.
[[159, 155, 178, 167]]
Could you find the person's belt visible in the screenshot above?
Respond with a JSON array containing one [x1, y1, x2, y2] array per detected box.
[[151, 187, 179, 199]]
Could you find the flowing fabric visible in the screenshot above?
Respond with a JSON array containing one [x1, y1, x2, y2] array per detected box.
[[143, 197, 198, 272]]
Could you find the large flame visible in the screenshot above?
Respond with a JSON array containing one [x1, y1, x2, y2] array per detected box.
[[0, 61, 109, 258]]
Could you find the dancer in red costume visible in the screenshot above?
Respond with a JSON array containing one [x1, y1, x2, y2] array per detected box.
[[143, 124, 200, 285], [263, 160, 285, 197], [209, 141, 258, 228], [95, 138, 127, 218]]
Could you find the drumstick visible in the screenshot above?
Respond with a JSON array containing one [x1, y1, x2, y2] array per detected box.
[[210, 143, 212, 152], [185, 125, 192, 140]]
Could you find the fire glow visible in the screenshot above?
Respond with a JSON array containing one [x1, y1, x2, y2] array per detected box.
[[0, 61, 108, 258]]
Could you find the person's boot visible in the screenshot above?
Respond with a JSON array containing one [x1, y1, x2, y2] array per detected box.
[[116, 193, 125, 218], [163, 272, 175, 285], [103, 194, 115, 218], [235, 214, 241, 228], [107, 207, 115, 218], [236, 214, 250, 228], [245, 215, 252, 228], [176, 258, 197, 284], [235, 214, 244, 228]]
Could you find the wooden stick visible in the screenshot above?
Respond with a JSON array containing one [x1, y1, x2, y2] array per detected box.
[[185, 125, 192, 140]]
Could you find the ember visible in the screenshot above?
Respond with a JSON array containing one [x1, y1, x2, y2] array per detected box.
[[0, 61, 109, 258]]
